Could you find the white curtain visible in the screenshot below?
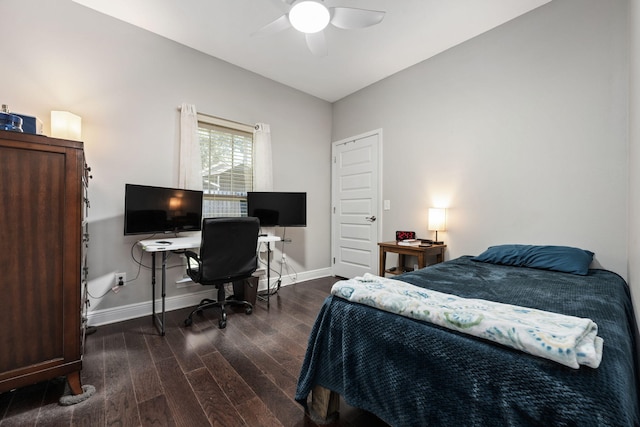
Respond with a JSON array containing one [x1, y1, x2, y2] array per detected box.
[[253, 123, 273, 191], [253, 123, 274, 239], [179, 103, 202, 190]]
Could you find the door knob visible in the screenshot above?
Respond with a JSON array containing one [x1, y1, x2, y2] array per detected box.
[[365, 216, 376, 222]]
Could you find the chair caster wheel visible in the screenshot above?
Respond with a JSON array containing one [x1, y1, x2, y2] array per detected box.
[[218, 311, 227, 329], [184, 317, 193, 327], [245, 306, 252, 315]]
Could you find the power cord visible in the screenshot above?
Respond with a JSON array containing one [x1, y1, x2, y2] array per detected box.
[[278, 227, 297, 286], [256, 237, 283, 297], [258, 227, 298, 297], [88, 234, 188, 300]]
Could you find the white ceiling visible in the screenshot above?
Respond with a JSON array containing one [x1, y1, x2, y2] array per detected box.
[[71, 0, 552, 103]]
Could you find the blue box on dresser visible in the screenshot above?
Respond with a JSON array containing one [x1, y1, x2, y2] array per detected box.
[[16, 113, 43, 135]]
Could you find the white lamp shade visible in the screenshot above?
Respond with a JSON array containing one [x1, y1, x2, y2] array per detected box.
[[428, 208, 447, 232], [51, 111, 82, 140], [289, 1, 330, 33]]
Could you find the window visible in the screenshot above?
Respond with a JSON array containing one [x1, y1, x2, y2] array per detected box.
[[198, 115, 254, 218]]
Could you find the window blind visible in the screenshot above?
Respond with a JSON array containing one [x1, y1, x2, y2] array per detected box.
[[198, 120, 253, 218]]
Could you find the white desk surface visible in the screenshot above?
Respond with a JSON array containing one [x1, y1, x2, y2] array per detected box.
[[138, 233, 281, 252]]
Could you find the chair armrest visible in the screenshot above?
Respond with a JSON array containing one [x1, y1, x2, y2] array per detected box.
[[184, 250, 202, 282]]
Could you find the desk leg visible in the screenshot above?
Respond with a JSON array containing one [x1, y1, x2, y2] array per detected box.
[[379, 247, 386, 276], [151, 252, 156, 327], [266, 241, 271, 308], [257, 241, 272, 309], [161, 251, 167, 335], [151, 252, 166, 336]]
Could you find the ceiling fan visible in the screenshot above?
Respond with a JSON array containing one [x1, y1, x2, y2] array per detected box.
[[252, 0, 386, 56]]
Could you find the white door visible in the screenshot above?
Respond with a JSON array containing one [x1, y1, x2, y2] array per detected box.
[[331, 131, 381, 278]]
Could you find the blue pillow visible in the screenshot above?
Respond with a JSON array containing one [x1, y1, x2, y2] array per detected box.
[[472, 244, 594, 275]]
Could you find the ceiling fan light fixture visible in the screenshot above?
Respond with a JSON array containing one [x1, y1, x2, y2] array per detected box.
[[289, 1, 330, 34]]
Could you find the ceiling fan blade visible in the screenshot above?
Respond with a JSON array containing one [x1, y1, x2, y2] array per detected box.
[[265, 0, 293, 11], [251, 14, 291, 37], [330, 7, 385, 30], [305, 32, 328, 57]]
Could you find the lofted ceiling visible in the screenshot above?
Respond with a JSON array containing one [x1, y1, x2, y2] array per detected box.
[[71, 0, 552, 103]]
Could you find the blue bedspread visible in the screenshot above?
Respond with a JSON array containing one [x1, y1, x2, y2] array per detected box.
[[295, 257, 640, 426]]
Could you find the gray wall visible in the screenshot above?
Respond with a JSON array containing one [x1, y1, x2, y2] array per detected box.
[[1, 0, 332, 316], [333, 0, 629, 278], [629, 0, 640, 324]]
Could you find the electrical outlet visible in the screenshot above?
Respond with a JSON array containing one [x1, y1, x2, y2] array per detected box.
[[115, 272, 127, 287]]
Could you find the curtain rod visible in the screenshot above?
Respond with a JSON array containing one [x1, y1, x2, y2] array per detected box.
[[177, 106, 254, 130]]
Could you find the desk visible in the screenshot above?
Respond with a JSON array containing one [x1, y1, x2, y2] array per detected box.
[[378, 241, 446, 277], [138, 234, 280, 335]]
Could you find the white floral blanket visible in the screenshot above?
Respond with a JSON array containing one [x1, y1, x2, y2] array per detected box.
[[331, 273, 603, 369]]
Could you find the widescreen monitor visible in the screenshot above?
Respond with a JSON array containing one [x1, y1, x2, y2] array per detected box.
[[247, 192, 307, 227], [124, 184, 203, 235]]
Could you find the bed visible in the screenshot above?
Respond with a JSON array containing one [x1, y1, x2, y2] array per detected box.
[[295, 246, 640, 426]]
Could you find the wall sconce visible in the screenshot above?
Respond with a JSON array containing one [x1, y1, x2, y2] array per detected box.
[[51, 111, 82, 141], [428, 208, 447, 245]]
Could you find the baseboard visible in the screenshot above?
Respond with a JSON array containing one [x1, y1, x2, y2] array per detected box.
[[87, 267, 332, 327]]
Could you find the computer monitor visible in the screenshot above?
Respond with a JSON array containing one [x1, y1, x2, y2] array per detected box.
[[124, 184, 203, 235], [247, 192, 307, 227]]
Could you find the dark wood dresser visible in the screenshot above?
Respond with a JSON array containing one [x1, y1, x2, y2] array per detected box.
[[0, 129, 88, 395]]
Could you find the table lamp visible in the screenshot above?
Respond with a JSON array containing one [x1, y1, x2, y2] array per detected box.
[[428, 208, 446, 245], [51, 111, 82, 141]]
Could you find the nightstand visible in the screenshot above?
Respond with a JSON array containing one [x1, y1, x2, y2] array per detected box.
[[378, 241, 446, 276]]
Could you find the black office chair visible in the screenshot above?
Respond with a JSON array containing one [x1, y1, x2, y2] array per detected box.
[[183, 217, 259, 329]]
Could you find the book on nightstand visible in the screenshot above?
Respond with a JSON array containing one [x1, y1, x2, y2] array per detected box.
[[419, 239, 434, 247], [398, 239, 421, 246]]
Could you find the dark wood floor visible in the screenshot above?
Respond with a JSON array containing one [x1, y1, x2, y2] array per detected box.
[[0, 277, 389, 427]]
